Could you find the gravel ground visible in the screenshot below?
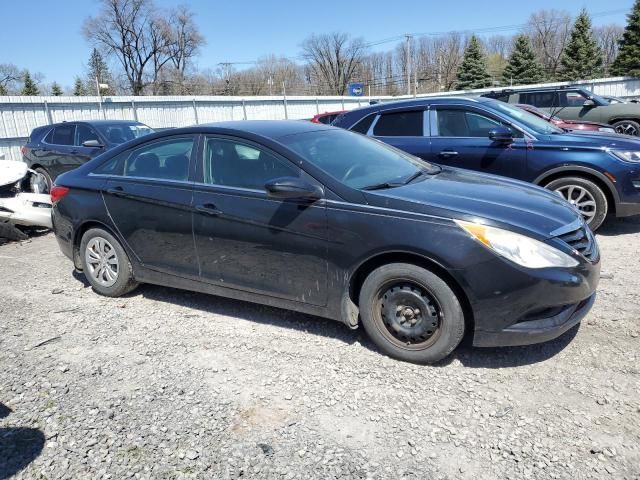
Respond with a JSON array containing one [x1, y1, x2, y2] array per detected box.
[[1, 218, 639, 480]]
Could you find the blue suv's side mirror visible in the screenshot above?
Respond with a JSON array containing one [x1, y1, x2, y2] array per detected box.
[[489, 126, 514, 143]]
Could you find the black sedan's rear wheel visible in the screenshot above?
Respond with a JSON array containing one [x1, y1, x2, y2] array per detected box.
[[80, 228, 138, 297], [359, 263, 465, 364]]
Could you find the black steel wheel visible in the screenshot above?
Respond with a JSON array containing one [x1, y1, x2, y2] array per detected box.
[[359, 263, 465, 364], [378, 282, 443, 350]]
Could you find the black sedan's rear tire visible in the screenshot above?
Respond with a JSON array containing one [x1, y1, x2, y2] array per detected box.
[[544, 176, 608, 231], [612, 119, 640, 136], [80, 228, 138, 297], [359, 263, 465, 364]]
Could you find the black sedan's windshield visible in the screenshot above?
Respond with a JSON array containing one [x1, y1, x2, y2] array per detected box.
[[281, 129, 440, 189]]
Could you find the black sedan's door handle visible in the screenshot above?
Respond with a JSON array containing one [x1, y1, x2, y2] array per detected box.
[[195, 203, 222, 216], [106, 186, 126, 197], [438, 150, 459, 158]]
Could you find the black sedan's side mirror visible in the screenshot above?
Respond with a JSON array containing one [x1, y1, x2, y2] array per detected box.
[[488, 126, 514, 143], [265, 177, 322, 200], [82, 139, 104, 148]]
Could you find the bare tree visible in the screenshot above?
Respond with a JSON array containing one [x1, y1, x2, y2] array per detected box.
[[594, 24, 624, 75], [0, 64, 23, 95], [301, 33, 366, 95], [83, 0, 174, 95], [167, 5, 205, 94], [525, 9, 572, 79]]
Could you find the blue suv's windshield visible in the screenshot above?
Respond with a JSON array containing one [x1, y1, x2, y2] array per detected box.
[[488, 101, 564, 135]]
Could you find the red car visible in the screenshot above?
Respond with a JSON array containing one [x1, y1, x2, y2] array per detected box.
[[310, 110, 346, 125], [516, 104, 615, 133]]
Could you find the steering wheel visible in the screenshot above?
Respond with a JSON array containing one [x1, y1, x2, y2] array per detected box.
[[342, 164, 367, 182]]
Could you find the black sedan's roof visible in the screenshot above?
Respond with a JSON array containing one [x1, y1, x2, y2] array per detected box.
[[198, 120, 333, 138]]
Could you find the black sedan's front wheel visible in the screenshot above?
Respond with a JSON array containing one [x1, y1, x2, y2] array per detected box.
[[359, 263, 465, 364]]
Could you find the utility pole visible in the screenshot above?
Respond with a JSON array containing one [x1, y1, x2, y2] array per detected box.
[[268, 75, 273, 96], [405, 34, 412, 96]]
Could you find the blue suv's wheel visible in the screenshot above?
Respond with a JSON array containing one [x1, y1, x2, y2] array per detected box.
[[545, 177, 608, 231]]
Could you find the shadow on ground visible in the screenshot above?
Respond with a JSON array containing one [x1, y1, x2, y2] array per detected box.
[[0, 403, 45, 480], [82, 275, 579, 368], [597, 216, 640, 236]]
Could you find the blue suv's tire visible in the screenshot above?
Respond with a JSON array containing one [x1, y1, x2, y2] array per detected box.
[[545, 176, 608, 231]]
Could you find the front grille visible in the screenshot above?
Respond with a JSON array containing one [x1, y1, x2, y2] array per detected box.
[[556, 225, 598, 262]]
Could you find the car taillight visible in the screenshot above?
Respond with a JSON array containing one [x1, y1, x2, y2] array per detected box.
[[50, 185, 70, 204], [21, 145, 29, 156]]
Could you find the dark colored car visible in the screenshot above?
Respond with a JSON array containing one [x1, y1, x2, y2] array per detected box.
[[22, 120, 154, 192], [310, 110, 346, 125], [516, 104, 615, 133], [333, 97, 640, 230], [51, 120, 599, 364], [481, 86, 640, 136]]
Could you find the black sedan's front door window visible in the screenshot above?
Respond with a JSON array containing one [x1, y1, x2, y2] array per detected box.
[[192, 136, 328, 306]]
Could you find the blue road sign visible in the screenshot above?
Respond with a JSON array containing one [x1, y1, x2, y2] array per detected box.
[[348, 83, 364, 96]]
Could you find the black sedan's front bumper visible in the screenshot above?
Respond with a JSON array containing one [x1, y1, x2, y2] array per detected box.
[[472, 293, 595, 347]]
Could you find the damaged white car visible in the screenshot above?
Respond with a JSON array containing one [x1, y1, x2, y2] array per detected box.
[[0, 160, 52, 240]]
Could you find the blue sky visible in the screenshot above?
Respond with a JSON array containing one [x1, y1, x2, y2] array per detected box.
[[0, 0, 634, 89]]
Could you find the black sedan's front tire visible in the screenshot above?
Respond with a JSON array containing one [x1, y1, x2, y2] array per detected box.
[[80, 228, 138, 297], [359, 263, 465, 364]]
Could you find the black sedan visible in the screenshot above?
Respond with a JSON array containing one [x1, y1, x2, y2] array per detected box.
[[51, 121, 600, 363]]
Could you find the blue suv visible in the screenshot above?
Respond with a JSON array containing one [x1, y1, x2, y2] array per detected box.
[[333, 97, 640, 230]]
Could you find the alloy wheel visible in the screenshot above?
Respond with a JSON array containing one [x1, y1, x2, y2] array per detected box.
[[555, 185, 597, 223], [615, 122, 639, 136], [85, 237, 119, 287]]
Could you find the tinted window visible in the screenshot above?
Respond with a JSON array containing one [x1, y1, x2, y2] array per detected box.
[[96, 123, 154, 144], [93, 155, 122, 175], [317, 114, 338, 125], [46, 125, 75, 145], [204, 137, 299, 190], [76, 125, 100, 145], [519, 92, 558, 108], [560, 90, 589, 107], [373, 110, 423, 136], [124, 137, 193, 181], [350, 114, 376, 134], [437, 109, 513, 137]]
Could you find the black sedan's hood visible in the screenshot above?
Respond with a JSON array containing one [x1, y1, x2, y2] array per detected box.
[[363, 168, 581, 239]]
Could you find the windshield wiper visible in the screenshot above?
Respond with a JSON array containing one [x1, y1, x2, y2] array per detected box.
[[362, 168, 437, 191], [362, 181, 404, 191]]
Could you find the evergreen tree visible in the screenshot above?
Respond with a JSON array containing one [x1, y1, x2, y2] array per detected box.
[[73, 77, 87, 96], [456, 36, 492, 90], [0, 84, 6, 96], [560, 9, 603, 81], [502, 35, 545, 86], [611, 0, 640, 76], [51, 82, 63, 96], [86, 48, 115, 95], [21, 71, 39, 96]]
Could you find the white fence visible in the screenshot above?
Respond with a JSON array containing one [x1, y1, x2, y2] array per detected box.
[[0, 95, 386, 161], [2, 75, 640, 162]]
